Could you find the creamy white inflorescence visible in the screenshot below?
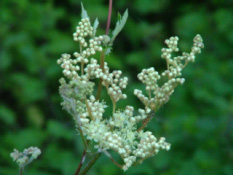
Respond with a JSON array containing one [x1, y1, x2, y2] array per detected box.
[[57, 15, 204, 171]]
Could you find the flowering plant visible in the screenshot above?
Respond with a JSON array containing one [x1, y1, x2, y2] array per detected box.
[[57, 3, 204, 174], [10, 2, 204, 175]]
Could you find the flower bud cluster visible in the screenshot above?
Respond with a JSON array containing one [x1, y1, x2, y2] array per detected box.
[[134, 108, 148, 122], [59, 78, 94, 101], [10, 147, 41, 168], [138, 67, 160, 91], [134, 132, 170, 159], [135, 35, 204, 110], [79, 96, 106, 124], [165, 36, 179, 52], [192, 34, 204, 54], [86, 95, 106, 120], [161, 36, 179, 62], [73, 18, 93, 46], [85, 58, 103, 79], [102, 132, 124, 150], [57, 54, 80, 79], [122, 156, 136, 171], [82, 120, 109, 142], [74, 36, 103, 59], [105, 70, 128, 103], [58, 17, 104, 82]]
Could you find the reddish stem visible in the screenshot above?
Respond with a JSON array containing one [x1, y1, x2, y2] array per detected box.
[[74, 150, 87, 175], [106, 0, 113, 35], [19, 168, 23, 175]]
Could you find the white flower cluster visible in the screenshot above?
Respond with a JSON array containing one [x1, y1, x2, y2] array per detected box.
[[10, 147, 41, 168], [58, 14, 203, 171], [73, 18, 93, 45], [105, 70, 128, 103], [57, 53, 80, 79], [135, 34, 204, 110], [81, 104, 170, 171], [80, 95, 106, 123], [134, 132, 170, 159], [57, 17, 104, 82]]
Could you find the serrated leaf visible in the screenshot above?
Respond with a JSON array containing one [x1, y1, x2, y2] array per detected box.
[[93, 18, 99, 37], [81, 2, 89, 19], [111, 9, 128, 43]]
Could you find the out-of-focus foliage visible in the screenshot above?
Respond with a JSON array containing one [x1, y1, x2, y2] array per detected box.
[[0, 0, 232, 175]]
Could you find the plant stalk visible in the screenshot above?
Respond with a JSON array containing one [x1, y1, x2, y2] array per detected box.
[[19, 168, 23, 175], [96, 0, 113, 100], [75, 1, 113, 174], [74, 150, 87, 175], [106, 0, 113, 35], [79, 153, 102, 175], [137, 111, 155, 132]]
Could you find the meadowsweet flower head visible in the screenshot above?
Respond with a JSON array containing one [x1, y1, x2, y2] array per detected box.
[[58, 4, 204, 171]]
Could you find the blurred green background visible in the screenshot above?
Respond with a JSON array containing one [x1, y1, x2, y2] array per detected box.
[[0, 0, 232, 175]]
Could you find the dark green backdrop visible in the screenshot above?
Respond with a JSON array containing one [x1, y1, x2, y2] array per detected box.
[[0, 0, 232, 175]]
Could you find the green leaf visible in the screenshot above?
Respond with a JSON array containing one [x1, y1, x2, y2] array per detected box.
[[81, 2, 89, 19], [93, 18, 99, 37], [111, 9, 128, 43]]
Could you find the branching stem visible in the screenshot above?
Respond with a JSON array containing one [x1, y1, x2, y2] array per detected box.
[[74, 150, 87, 175], [79, 153, 102, 175]]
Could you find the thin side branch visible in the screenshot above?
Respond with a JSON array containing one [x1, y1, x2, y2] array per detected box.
[[103, 150, 123, 168], [137, 111, 155, 132]]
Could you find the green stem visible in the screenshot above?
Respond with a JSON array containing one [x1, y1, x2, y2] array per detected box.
[[112, 101, 116, 114], [96, 52, 105, 100], [96, 0, 113, 100], [77, 125, 88, 149], [81, 61, 84, 75], [79, 153, 102, 175]]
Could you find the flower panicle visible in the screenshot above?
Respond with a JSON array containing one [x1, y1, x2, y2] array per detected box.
[[57, 9, 203, 171]]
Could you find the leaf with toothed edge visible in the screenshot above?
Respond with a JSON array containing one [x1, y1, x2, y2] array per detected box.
[[111, 9, 128, 43]]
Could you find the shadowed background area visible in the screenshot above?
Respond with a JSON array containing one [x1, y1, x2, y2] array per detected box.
[[0, 0, 232, 175]]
